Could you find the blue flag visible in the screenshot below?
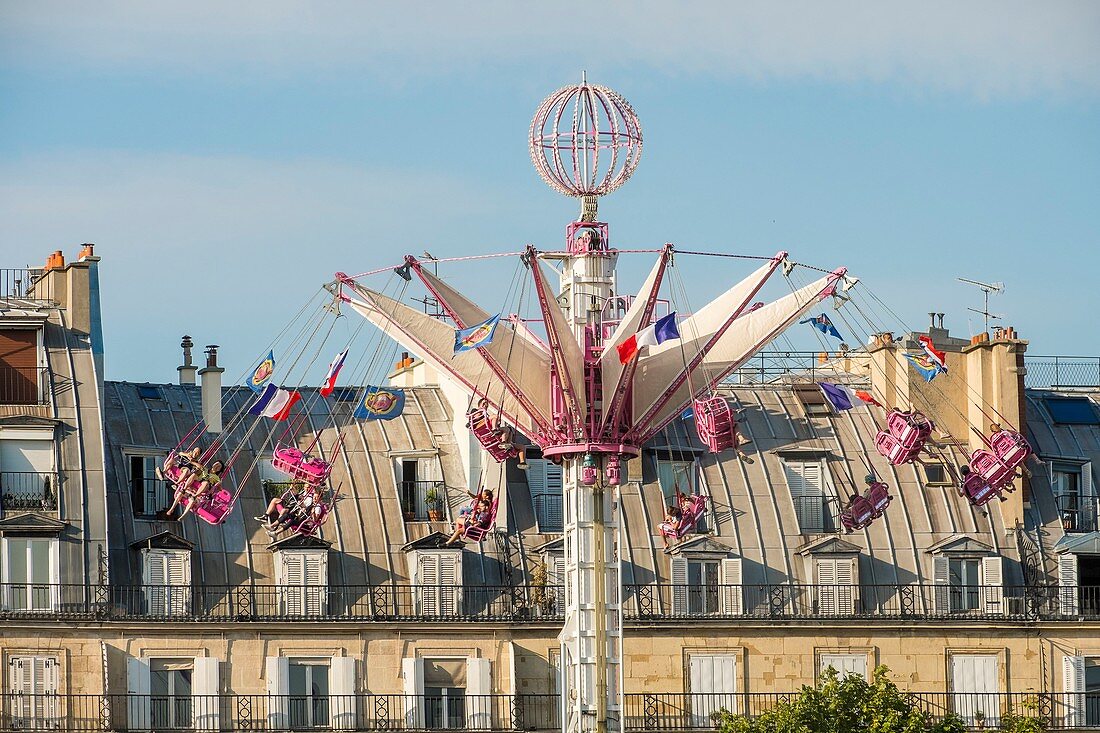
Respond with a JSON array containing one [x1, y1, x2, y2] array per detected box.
[[799, 313, 843, 341], [247, 350, 276, 393], [905, 353, 944, 382], [353, 386, 406, 421], [454, 314, 500, 354]]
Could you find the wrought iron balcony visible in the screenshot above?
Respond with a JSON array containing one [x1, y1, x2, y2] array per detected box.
[[0, 366, 49, 406], [0, 267, 52, 303], [399, 479, 446, 521], [0, 471, 58, 512], [2, 691, 1092, 731], [1057, 493, 1100, 533]]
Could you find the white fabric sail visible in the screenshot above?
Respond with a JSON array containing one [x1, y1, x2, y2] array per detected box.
[[531, 260, 588, 431], [633, 269, 845, 442], [344, 282, 553, 440]]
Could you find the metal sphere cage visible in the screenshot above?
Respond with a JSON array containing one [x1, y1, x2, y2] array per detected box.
[[529, 81, 643, 198]]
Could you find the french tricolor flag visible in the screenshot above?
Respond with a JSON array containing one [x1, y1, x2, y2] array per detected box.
[[320, 348, 349, 397], [616, 312, 681, 365]]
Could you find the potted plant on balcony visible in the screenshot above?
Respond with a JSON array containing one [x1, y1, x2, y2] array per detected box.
[[426, 486, 445, 522]]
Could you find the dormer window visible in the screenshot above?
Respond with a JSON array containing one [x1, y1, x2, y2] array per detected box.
[[0, 423, 58, 513], [782, 457, 831, 534], [528, 458, 563, 533], [271, 535, 331, 617], [0, 327, 45, 405], [669, 537, 742, 616], [134, 532, 194, 617], [395, 455, 443, 522], [404, 533, 464, 617]]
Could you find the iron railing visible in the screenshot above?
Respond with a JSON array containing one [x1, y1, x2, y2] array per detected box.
[[724, 351, 870, 386], [0, 471, 58, 511], [5, 692, 1094, 731], [532, 493, 563, 533], [1025, 355, 1100, 389], [1057, 493, 1100, 533], [0, 365, 49, 406], [0, 693, 560, 731], [399, 480, 446, 521], [0, 583, 566, 622], [4, 582, 1100, 622], [623, 583, 1069, 620], [0, 268, 52, 302]]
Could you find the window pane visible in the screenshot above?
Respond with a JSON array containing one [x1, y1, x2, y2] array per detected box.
[[29, 540, 50, 584], [1045, 398, 1100, 425], [8, 539, 28, 584], [151, 670, 170, 697], [289, 663, 308, 695]]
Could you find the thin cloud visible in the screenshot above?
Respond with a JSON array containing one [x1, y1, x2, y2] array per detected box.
[[1, 1, 1098, 97]]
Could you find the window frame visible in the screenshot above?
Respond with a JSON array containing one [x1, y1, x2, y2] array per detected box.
[[287, 658, 331, 729], [657, 458, 697, 503], [150, 658, 194, 730], [126, 450, 170, 519], [1, 536, 59, 611]]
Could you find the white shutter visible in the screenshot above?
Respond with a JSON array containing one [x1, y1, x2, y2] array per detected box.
[[192, 658, 220, 731], [266, 657, 290, 730], [817, 559, 838, 615], [719, 559, 743, 615], [1059, 554, 1079, 616], [785, 461, 824, 532], [303, 552, 328, 617], [1063, 655, 1086, 728], [981, 556, 1004, 615], [933, 555, 951, 614], [670, 557, 688, 615], [418, 553, 439, 616], [279, 552, 304, 616], [951, 655, 1000, 727], [466, 658, 492, 730], [402, 658, 425, 728], [439, 553, 461, 617], [835, 557, 857, 615], [9, 657, 59, 729], [127, 657, 151, 732], [689, 655, 738, 726], [820, 654, 867, 679], [166, 551, 191, 616], [330, 657, 357, 731]]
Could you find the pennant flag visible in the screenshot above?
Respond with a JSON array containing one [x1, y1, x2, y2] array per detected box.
[[819, 382, 858, 412], [320, 348, 349, 397], [617, 312, 681, 364], [799, 313, 843, 340], [247, 350, 275, 393], [681, 406, 695, 421], [905, 353, 944, 382], [248, 383, 279, 416], [853, 389, 884, 409], [918, 335, 948, 373], [353, 386, 406, 421], [454, 315, 501, 354]]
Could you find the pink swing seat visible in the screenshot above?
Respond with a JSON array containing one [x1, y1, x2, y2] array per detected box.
[[874, 409, 934, 466], [841, 496, 875, 533], [969, 449, 1018, 491], [866, 481, 892, 517], [163, 456, 232, 526], [272, 445, 332, 486], [694, 397, 739, 453], [989, 429, 1032, 470], [462, 497, 499, 542], [960, 470, 1004, 507], [661, 495, 707, 540], [466, 408, 519, 462], [271, 489, 332, 537]]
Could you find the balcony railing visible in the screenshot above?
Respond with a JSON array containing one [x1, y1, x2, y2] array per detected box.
[[399, 480, 446, 521], [3, 582, 1099, 623], [0, 583, 565, 622], [0, 268, 52, 303], [1025, 355, 1100, 388], [0, 471, 58, 511], [623, 583, 1068, 620], [532, 493, 563, 533], [4, 692, 1094, 731], [0, 366, 49, 406], [1057, 494, 1100, 533]]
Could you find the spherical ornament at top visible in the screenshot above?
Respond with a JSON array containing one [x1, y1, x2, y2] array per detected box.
[[529, 75, 642, 207]]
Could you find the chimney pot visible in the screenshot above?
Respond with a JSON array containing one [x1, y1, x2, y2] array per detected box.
[[928, 312, 936, 329], [198, 344, 225, 432], [205, 345, 219, 368]]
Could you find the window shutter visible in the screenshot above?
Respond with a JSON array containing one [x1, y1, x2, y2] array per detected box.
[[951, 655, 1000, 727], [192, 658, 220, 731], [1059, 554, 1079, 616], [689, 655, 738, 726], [816, 558, 838, 615], [402, 658, 425, 728], [835, 557, 856, 615], [933, 555, 951, 614], [820, 654, 867, 680], [466, 657, 492, 729], [166, 551, 191, 616], [266, 657, 290, 730], [418, 552, 439, 616], [785, 461, 824, 532], [330, 657, 357, 731], [719, 559, 743, 615], [439, 553, 460, 616], [1063, 655, 1086, 728], [127, 657, 151, 732], [144, 551, 166, 616], [528, 461, 547, 494], [670, 557, 688, 615], [303, 552, 328, 617], [981, 556, 1004, 615], [279, 552, 305, 616]]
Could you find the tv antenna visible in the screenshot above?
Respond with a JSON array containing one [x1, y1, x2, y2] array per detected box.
[[957, 277, 1005, 335]]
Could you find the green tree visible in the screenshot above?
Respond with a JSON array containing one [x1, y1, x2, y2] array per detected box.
[[714, 666, 966, 733]]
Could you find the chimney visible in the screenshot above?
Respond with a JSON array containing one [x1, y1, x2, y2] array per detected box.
[[198, 344, 225, 433], [178, 335, 198, 385]]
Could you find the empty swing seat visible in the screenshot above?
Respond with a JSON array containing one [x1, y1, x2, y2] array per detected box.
[[874, 432, 920, 465], [694, 397, 738, 453], [989, 430, 1032, 470], [272, 445, 332, 486], [463, 497, 499, 542], [969, 450, 1017, 491], [466, 409, 519, 462], [874, 410, 933, 466]]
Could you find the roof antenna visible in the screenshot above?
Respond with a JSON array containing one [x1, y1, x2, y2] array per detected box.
[[956, 277, 1005, 337]]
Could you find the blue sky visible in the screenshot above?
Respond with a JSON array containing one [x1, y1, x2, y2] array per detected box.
[[1, 2, 1098, 383]]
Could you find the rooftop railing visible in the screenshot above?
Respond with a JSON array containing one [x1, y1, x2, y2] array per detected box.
[[5, 582, 1100, 623], [1025, 355, 1100, 389], [0, 268, 52, 303], [723, 351, 870, 386], [2, 691, 1089, 731]]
